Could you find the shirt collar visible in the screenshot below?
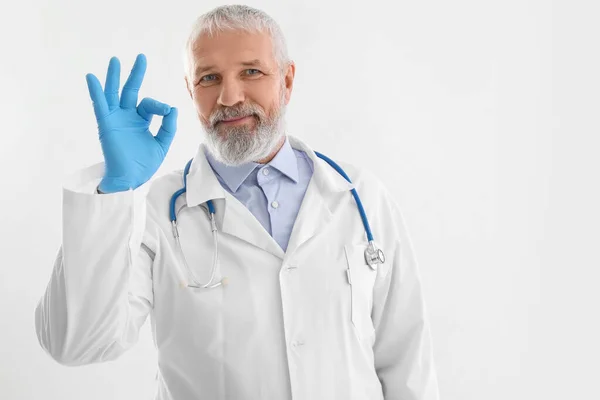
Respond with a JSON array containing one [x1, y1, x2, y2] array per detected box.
[[203, 135, 299, 193], [185, 134, 355, 209]]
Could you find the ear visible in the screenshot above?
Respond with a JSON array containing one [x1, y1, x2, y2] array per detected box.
[[184, 76, 193, 100], [283, 62, 296, 104]]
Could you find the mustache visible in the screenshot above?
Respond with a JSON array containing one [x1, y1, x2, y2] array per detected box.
[[211, 106, 261, 126]]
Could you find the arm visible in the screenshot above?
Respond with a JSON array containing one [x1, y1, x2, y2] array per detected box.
[[34, 162, 157, 366], [372, 193, 440, 400]]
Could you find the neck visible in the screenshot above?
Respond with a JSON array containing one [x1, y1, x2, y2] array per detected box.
[[256, 135, 286, 164]]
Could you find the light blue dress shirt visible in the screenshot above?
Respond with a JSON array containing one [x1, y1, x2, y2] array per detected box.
[[204, 135, 314, 252]]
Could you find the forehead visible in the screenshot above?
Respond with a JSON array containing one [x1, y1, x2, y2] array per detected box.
[[189, 30, 275, 71]]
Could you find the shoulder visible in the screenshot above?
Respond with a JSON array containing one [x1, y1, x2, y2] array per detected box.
[[323, 155, 409, 245], [322, 155, 392, 203]]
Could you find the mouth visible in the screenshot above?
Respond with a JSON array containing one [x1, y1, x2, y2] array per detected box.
[[219, 115, 254, 125]]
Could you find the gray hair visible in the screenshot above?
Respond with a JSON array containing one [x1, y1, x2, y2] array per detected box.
[[182, 5, 291, 82]]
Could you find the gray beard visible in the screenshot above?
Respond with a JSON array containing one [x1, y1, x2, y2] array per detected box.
[[202, 86, 287, 166]]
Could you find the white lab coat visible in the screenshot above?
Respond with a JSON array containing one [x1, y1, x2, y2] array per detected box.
[[35, 134, 440, 400]]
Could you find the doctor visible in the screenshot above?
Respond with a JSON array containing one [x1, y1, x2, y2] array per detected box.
[[35, 4, 440, 400]]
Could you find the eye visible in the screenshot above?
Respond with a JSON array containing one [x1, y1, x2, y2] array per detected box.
[[199, 74, 217, 83], [197, 69, 263, 85]]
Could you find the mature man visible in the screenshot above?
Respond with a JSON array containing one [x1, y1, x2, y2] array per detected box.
[[35, 4, 440, 400]]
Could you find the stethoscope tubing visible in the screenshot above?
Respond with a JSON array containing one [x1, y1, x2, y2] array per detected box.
[[169, 150, 384, 290]]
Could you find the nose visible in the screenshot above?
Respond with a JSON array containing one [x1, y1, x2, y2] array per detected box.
[[217, 78, 245, 107]]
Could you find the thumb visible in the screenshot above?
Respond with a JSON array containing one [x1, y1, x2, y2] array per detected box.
[[155, 107, 178, 152]]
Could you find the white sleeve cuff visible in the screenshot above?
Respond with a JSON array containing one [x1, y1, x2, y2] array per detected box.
[[62, 162, 152, 200]]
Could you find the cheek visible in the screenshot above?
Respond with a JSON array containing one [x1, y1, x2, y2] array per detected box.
[[258, 94, 280, 116], [193, 96, 213, 120]]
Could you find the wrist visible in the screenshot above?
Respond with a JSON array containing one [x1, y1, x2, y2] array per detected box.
[[99, 177, 135, 194]]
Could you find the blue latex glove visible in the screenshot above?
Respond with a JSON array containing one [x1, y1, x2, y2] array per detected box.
[[85, 53, 178, 193]]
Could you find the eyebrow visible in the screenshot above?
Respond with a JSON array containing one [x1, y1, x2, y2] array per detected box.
[[194, 59, 264, 76]]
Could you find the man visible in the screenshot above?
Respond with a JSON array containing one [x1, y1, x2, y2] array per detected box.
[[35, 4, 440, 400]]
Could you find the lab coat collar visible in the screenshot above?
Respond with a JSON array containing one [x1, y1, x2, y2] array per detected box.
[[287, 134, 355, 193], [185, 133, 356, 259], [185, 133, 354, 208]]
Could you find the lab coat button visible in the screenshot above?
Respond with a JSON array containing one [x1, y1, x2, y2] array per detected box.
[[286, 263, 297, 272], [292, 340, 305, 347]]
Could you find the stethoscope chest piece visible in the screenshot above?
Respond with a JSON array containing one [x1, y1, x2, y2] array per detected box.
[[364, 241, 385, 270]]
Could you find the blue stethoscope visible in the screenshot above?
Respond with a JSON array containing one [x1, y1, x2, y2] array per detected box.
[[170, 151, 385, 289]]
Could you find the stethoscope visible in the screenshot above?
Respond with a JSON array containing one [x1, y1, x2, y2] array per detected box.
[[170, 151, 386, 289]]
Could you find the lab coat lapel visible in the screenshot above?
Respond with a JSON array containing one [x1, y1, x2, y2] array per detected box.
[[283, 177, 333, 257], [185, 143, 285, 260], [220, 193, 285, 259], [284, 135, 356, 257]]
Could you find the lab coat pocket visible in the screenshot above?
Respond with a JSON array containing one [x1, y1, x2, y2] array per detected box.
[[344, 243, 377, 342]]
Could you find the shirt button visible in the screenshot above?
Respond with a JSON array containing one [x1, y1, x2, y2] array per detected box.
[[271, 200, 279, 209], [262, 168, 270, 176]]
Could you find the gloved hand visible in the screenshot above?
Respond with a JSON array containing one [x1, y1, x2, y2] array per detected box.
[[85, 53, 178, 193]]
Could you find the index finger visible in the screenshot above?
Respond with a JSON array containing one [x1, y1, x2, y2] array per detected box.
[[86, 73, 109, 119], [120, 53, 147, 109], [104, 56, 121, 110]]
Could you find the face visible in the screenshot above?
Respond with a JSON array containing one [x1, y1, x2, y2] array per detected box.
[[185, 29, 295, 166]]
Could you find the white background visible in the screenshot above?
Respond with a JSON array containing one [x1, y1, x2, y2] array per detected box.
[[1, 0, 598, 399]]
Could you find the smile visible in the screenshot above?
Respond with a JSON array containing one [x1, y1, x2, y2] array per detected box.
[[220, 115, 253, 125]]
